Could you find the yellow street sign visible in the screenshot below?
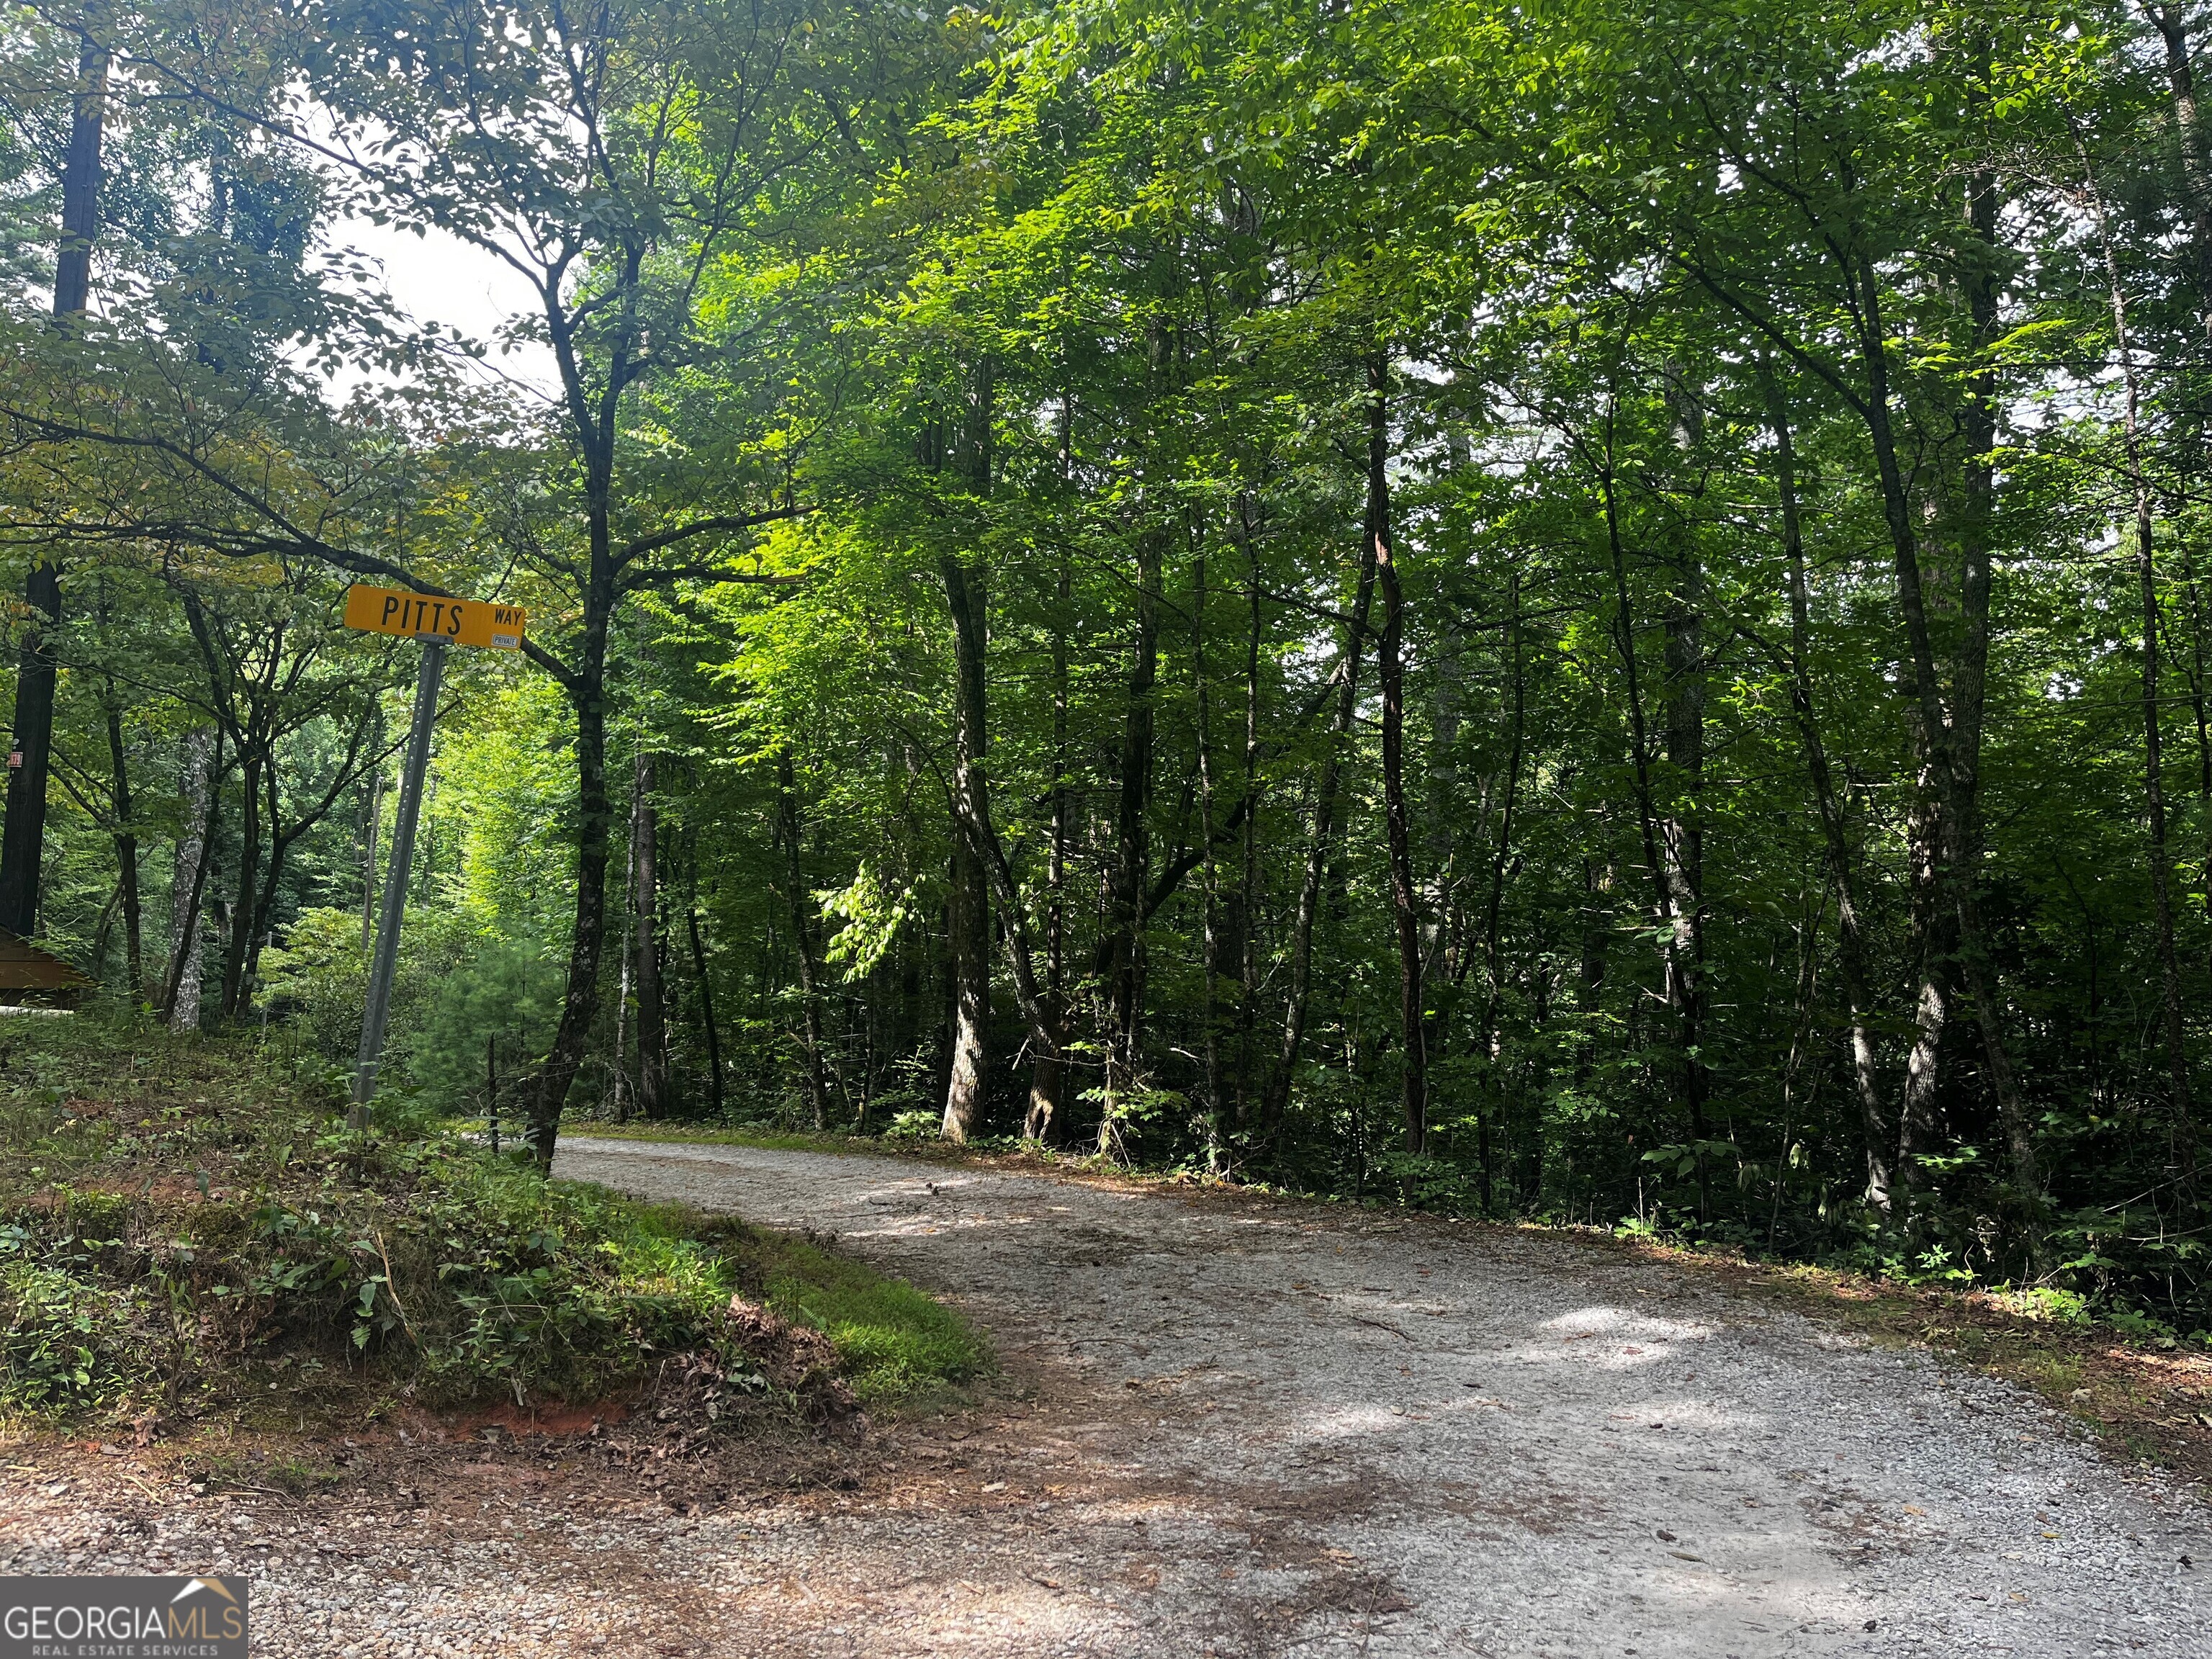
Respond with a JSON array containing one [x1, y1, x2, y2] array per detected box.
[[342, 585, 526, 651]]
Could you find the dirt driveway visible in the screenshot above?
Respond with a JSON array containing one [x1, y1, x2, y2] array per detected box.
[[1, 1136, 2204, 1658], [549, 1136, 2207, 1658]]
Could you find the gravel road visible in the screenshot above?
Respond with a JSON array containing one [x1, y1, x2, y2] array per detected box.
[[1, 1136, 2204, 1658], [551, 1137, 2208, 1658]]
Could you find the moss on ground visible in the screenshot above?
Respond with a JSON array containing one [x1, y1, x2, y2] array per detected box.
[[737, 1228, 989, 1406]]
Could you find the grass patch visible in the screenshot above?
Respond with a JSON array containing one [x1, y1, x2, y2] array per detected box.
[[181, 1446, 349, 1496], [0, 1015, 982, 1430], [732, 1229, 989, 1406], [559, 1120, 885, 1156]]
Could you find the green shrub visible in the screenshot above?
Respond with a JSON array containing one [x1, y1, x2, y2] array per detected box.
[[0, 1017, 986, 1424], [404, 930, 562, 1113], [0, 1259, 143, 1411]]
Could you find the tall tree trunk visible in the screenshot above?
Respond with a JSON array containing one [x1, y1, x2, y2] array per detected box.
[[778, 748, 829, 1130], [2098, 187, 2197, 1133], [687, 905, 723, 1115], [1599, 438, 1681, 1168], [1476, 573, 1527, 1213], [2180, 544, 2212, 970], [101, 692, 139, 1002], [1952, 140, 2043, 1210], [1238, 509, 1264, 1127], [940, 553, 993, 1143], [1026, 541, 1071, 1142], [611, 755, 637, 1123], [1195, 535, 1226, 1169], [685, 821, 724, 1118], [1847, 224, 2039, 1210], [527, 383, 623, 1168], [360, 737, 382, 955], [1097, 527, 1163, 1155], [634, 750, 667, 1121], [1660, 371, 1710, 1215], [1367, 356, 1426, 1158], [218, 748, 262, 1022], [1267, 517, 1380, 1128], [1896, 711, 1952, 1203], [0, 32, 108, 939], [163, 729, 218, 1029], [1762, 364, 1889, 1210]]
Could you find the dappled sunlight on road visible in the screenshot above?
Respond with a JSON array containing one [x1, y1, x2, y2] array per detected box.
[[558, 1137, 2210, 1658]]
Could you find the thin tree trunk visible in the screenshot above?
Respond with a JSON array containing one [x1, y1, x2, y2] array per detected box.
[[940, 552, 993, 1143], [1599, 431, 1679, 1143], [935, 372, 1003, 1145], [1896, 729, 1951, 1204], [1954, 143, 2043, 1210], [2180, 543, 2212, 969], [687, 904, 724, 1116], [685, 819, 724, 1118], [1367, 355, 1426, 1158], [1026, 541, 1071, 1142], [2098, 187, 2196, 1132], [361, 738, 382, 956], [778, 748, 830, 1130], [1267, 515, 1380, 1128], [101, 693, 140, 1001], [1195, 534, 1226, 1169], [526, 397, 626, 1169], [1660, 369, 1711, 1216], [1845, 230, 2040, 1212], [163, 729, 219, 1029], [1097, 527, 1163, 1155], [634, 750, 668, 1121], [218, 748, 262, 1022], [611, 755, 637, 1124], [1762, 364, 1889, 1210], [1476, 573, 1527, 1213], [1238, 502, 1264, 1126]]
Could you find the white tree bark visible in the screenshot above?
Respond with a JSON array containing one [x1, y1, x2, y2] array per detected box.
[[168, 727, 214, 1030]]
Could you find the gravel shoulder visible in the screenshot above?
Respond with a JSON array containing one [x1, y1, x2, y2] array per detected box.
[[4, 1135, 2206, 1658]]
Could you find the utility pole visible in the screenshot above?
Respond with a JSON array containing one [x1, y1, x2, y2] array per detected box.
[[350, 640, 444, 1125]]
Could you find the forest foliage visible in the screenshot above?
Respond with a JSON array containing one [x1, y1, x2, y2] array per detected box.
[[4, 0, 2212, 1337]]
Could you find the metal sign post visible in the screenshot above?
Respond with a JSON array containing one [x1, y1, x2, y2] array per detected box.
[[350, 638, 445, 1126], [339, 583, 527, 1131]]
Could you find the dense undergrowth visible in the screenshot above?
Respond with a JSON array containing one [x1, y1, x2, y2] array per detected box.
[[0, 1015, 985, 1428]]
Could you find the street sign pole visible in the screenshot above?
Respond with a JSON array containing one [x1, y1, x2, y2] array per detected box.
[[349, 637, 448, 1128], [335, 582, 524, 1131]]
